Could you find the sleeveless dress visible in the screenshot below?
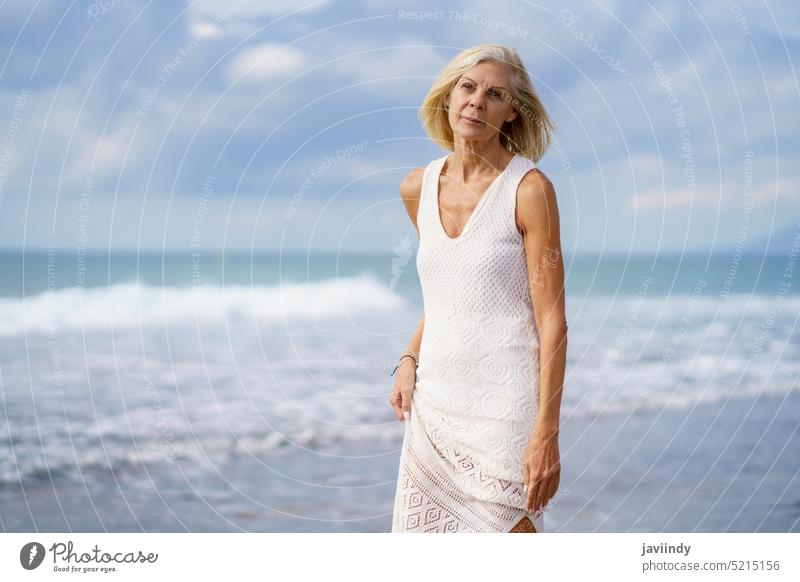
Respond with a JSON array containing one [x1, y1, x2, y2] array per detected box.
[[391, 151, 545, 533]]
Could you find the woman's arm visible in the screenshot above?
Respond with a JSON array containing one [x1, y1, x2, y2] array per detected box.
[[388, 168, 426, 421], [404, 312, 425, 356], [516, 169, 568, 437], [398, 165, 427, 355], [399, 166, 424, 236], [516, 168, 567, 514], [389, 310, 424, 421]]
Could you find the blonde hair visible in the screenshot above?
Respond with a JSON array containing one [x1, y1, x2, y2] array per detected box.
[[419, 44, 556, 163]]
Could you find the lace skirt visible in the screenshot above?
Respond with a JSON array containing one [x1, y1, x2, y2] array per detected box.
[[391, 400, 545, 533]]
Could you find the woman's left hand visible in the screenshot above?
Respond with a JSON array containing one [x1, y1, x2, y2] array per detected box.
[[523, 428, 561, 513]]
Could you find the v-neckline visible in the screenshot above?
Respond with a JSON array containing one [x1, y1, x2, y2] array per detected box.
[[435, 152, 518, 242]]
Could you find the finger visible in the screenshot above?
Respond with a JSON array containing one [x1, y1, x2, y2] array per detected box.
[[400, 389, 411, 420], [526, 476, 540, 512], [532, 474, 548, 512], [389, 393, 403, 421], [527, 485, 538, 513], [534, 477, 549, 512], [546, 474, 559, 506], [553, 475, 562, 504], [400, 385, 414, 420], [540, 478, 553, 510], [540, 474, 557, 511]]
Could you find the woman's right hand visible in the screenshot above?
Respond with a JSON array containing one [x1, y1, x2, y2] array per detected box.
[[389, 358, 417, 422]]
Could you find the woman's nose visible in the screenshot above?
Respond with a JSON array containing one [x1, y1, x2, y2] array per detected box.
[[469, 92, 486, 108]]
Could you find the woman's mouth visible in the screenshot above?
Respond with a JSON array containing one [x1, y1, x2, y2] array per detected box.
[[460, 115, 484, 125]]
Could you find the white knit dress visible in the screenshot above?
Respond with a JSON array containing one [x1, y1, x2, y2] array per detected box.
[[391, 151, 545, 533]]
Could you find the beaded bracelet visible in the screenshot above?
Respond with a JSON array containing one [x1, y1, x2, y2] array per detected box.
[[390, 350, 419, 376]]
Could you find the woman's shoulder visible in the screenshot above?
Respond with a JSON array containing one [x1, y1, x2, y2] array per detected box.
[[516, 167, 559, 233], [517, 165, 553, 196], [399, 167, 425, 204], [399, 155, 442, 200], [400, 152, 455, 203]]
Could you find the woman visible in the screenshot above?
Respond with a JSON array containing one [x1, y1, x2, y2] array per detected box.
[[388, 44, 567, 533]]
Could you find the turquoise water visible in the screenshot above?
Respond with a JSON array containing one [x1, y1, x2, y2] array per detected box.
[[1, 250, 796, 299]]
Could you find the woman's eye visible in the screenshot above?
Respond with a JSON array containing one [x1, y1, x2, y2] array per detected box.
[[461, 82, 473, 90], [488, 89, 500, 97]]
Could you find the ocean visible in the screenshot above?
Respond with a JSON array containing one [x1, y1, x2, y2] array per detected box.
[[0, 250, 798, 532]]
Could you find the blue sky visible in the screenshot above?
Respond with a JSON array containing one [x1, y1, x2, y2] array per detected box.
[[0, 0, 797, 254]]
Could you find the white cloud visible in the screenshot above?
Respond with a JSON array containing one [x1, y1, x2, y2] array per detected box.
[[187, 0, 329, 39], [630, 185, 701, 210], [0, 83, 151, 192], [333, 39, 448, 85], [189, 0, 329, 19], [601, 152, 672, 186], [190, 21, 223, 39], [70, 125, 132, 181], [753, 178, 800, 206], [225, 42, 308, 84], [630, 176, 800, 213]]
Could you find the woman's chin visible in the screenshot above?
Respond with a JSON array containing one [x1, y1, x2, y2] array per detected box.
[[452, 126, 489, 138]]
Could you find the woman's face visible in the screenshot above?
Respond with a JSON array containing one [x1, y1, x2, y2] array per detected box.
[[446, 60, 518, 143]]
